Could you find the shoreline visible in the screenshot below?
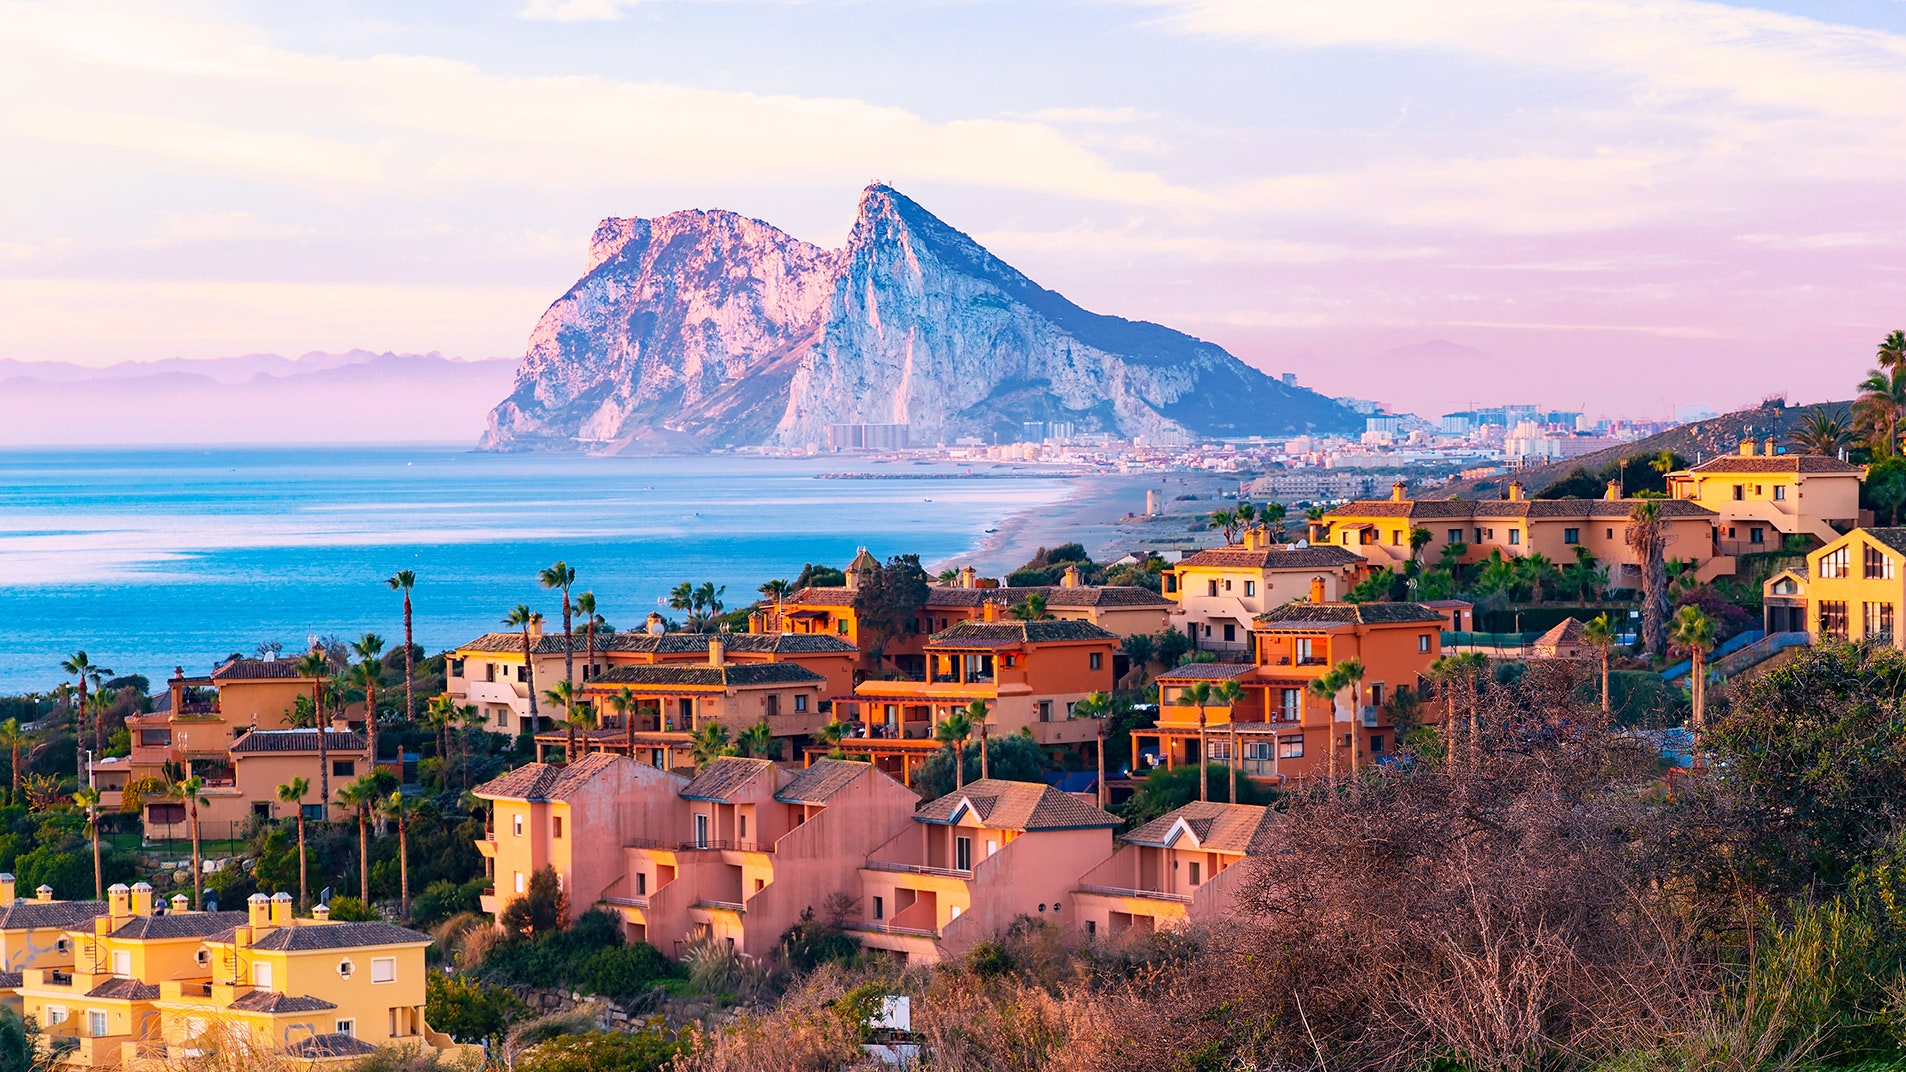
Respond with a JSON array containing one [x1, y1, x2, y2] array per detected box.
[[937, 470, 1240, 576]]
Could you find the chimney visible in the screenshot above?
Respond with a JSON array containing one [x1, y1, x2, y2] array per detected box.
[[982, 600, 1000, 623], [1309, 577, 1326, 603], [1739, 439, 1757, 457], [1507, 481, 1524, 502], [1764, 436, 1777, 456], [248, 892, 271, 928], [36, 885, 53, 903], [708, 636, 725, 667], [1061, 564, 1083, 588], [959, 565, 978, 589], [312, 903, 331, 922], [0, 873, 14, 907], [170, 668, 185, 721], [1145, 489, 1159, 517], [108, 883, 131, 920], [170, 894, 189, 914], [130, 882, 153, 916], [646, 612, 665, 636], [1605, 480, 1622, 501], [527, 616, 543, 639], [1391, 481, 1407, 503], [269, 892, 292, 925]]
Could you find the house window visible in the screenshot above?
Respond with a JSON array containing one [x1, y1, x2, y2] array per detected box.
[[1419, 634, 1431, 653], [1369, 683, 1384, 706], [836, 620, 849, 636], [765, 694, 780, 718], [1732, 484, 1745, 500], [739, 814, 748, 840], [1391, 530, 1401, 545], [1820, 548, 1850, 578], [1342, 531, 1354, 546], [1606, 528, 1614, 538], [1278, 688, 1301, 721], [332, 760, 354, 778], [1474, 528, 1483, 543], [449, 659, 464, 677], [695, 814, 710, 848], [552, 817, 563, 839], [1371, 735, 1385, 753], [514, 872, 525, 893], [1207, 579, 1220, 596], [1865, 602, 1895, 643], [1866, 546, 1895, 579], [371, 957, 396, 984], [112, 950, 131, 978], [1223, 579, 1233, 591], [1448, 529, 1462, 544], [1222, 623, 1236, 643], [88, 1011, 108, 1038], [45, 1007, 66, 1026], [1089, 652, 1102, 670], [1775, 486, 1786, 501], [516, 666, 528, 683], [873, 896, 885, 920], [1037, 700, 1053, 722], [678, 698, 694, 725], [1189, 862, 1202, 885], [636, 872, 647, 895], [1164, 574, 1178, 594], [512, 815, 523, 837], [1508, 530, 1521, 546], [794, 694, 808, 712], [1819, 601, 1849, 638], [337, 959, 354, 979], [251, 801, 271, 819], [253, 961, 273, 989], [1564, 528, 1579, 545], [302, 803, 323, 821], [956, 836, 972, 871], [1278, 735, 1305, 759], [336, 1019, 355, 1038], [1751, 528, 1765, 545], [1244, 580, 1256, 597]]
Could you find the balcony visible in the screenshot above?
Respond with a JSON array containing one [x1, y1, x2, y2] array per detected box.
[[602, 894, 650, 909], [626, 837, 773, 854], [693, 899, 746, 913], [845, 920, 940, 938], [1076, 883, 1194, 904], [864, 860, 972, 879]]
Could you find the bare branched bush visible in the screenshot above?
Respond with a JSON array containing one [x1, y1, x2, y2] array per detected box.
[[671, 964, 873, 1072]]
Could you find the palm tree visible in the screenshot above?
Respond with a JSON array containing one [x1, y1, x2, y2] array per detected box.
[[74, 786, 104, 900], [380, 791, 418, 918], [505, 604, 542, 733], [1424, 657, 1460, 768], [1626, 502, 1670, 656], [668, 581, 696, 624], [1786, 405, 1854, 457], [1207, 508, 1240, 545], [1336, 659, 1367, 776], [613, 687, 637, 757], [697, 582, 726, 626], [575, 591, 599, 682], [1857, 366, 1906, 457], [1516, 552, 1557, 605], [758, 579, 793, 631], [1261, 502, 1288, 541], [1649, 448, 1677, 478], [1216, 679, 1245, 803], [277, 778, 310, 910], [1185, 681, 1213, 801], [817, 717, 851, 759], [1073, 691, 1113, 808], [735, 720, 777, 760], [1121, 634, 1157, 689], [0, 718, 24, 805], [1670, 605, 1717, 757], [1306, 668, 1344, 782], [539, 561, 578, 695], [424, 694, 458, 771], [965, 700, 991, 780], [1007, 592, 1052, 621], [169, 775, 207, 908], [61, 651, 110, 754], [543, 679, 582, 763], [1451, 651, 1488, 770], [1408, 526, 1433, 568], [386, 571, 418, 729], [336, 776, 380, 905], [689, 723, 735, 768], [350, 633, 385, 768], [1583, 614, 1617, 716], [935, 708, 973, 788], [1879, 329, 1906, 373], [294, 648, 334, 820]]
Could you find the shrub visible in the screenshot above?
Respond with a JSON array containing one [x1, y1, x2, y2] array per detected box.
[[326, 895, 379, 922], [516, 1026, 685, 1072], [425, 972, 525, 1045]]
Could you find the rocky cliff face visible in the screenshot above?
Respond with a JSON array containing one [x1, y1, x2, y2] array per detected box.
[[481, 185, 1356, 453]]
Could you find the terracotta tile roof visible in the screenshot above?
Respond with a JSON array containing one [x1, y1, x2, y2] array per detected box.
[[112, 911, 249, 941], [1173, 545, 1364, 570], [1123, 802, 1268, 854], [1533, 618, 1588, 648], [1325, 499, 1715, 521], [86, 977, 160, 1000], [1687, 454, 1862, 474], [0, 899, 105, 932], [924, 585, 1171, 608], [454, 632, 596, 655], [210, 658, 309, 680], [915, 778, 1120, 831], [0, 971, 20, 989], [605, 632, 857, 655], [784, 586, 858, 607], [591, 662, 823, 689], [238, 920, 431, 951], [1156, 662, 1258, 682], [473, 753, 629, 802], [228, 991, 338, 1013], [230, 729, 365, 754], [290, 1034, 379, 1058], [1255, 601, 1446, 627], [928, 620, 1117, 647], [774, 759, 874, 805], [680, 757, 776, 802], [1861, 528, 1906, 555]]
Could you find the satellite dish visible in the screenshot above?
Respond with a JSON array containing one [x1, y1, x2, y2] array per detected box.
[[318, 887, 332, 907]]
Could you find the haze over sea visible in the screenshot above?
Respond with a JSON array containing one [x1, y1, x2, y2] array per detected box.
[[0, 446, 1074, 694]]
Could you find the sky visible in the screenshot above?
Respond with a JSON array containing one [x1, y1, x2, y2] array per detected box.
[[3, 0, 1904, 419]]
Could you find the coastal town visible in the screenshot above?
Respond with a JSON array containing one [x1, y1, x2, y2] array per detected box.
[[4, 348, 1906, 1067]]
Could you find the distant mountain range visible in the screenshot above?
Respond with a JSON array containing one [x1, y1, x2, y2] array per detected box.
[[0, 350, 518, 445], [480, 183, 1360, 454]]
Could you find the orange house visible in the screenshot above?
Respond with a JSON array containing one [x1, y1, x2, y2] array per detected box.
[[553, 656, 830, 769], [1073, 802, 1268, 936], [1161, 532, 1367, 652], [1134, 600, 1446, 782], [850, 779, 1119, 965]]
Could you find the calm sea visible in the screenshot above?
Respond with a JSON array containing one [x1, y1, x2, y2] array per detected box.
[[0, 446, 1074, 694]]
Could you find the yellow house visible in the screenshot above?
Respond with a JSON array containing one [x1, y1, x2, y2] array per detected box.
[[1774, 527, 1906, 646], [1073, 801, 1268, 937], [1161, 530, 1365, 652], [1667, 438, 1864, 551], [16, 882, 465, 1067], [1, 876, 105, 974]]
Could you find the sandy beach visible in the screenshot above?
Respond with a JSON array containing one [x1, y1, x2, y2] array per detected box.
[[936, 469, 1246, 575]]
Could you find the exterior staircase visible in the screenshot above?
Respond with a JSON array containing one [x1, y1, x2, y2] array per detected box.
[[1661, 630, 1809, 683]]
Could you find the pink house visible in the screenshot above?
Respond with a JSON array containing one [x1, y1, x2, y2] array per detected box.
[[473, 754, 691, 919], [606, 757, 918, 959], [1073, 802, 1267, 937], [851, 779, 1120, 965]]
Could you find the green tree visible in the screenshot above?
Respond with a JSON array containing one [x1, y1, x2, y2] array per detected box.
[[1863, 456, 1906, 525], [505, 604, 542, 733], [1120, 633, 1156, 688], [1626, 501, 1670, 655], [1155, 627, 1193, 669], [276, 777, 310, 910], [1582, 614, 1616, 715], [61, 650, 110, 756], [853, 554, 930, 664], [1208, 508, 1240, 544], [913, 732, 1048, 801], [1215, 679, 1245, 803], [1007, 591, 1052, 620], [349, 632, 385, 772], [576, 590, 600, 680], [935, 707, 973, 789], [1336, 659, 1367, 775], [169, 775, 207, 908], [0, 718, 24, 806], [1184, 681, 1213, 801], [426, 973, 525, 1046], [689, 723, 735, 768], [735, 720, 778, 760], [543, 678, 582, 764], [1122, 762, 1273, 828], [386, 570, 418, 729], [516, 1028, 686, 1072], [1857, 365, 1906, 457], [73, 785, 103, 900], [381, 790, 420, 918], [1669, 604, 1717, 752], [1073, 691, 1113, 807], [502, 864, 568, 938], [540, 560, 579, 693], [336, 775, 389, 905], [294, 646, 335, 818], [1787, 404, 1854, 457]]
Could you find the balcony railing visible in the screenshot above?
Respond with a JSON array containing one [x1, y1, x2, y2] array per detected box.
[[1076, 883, 1194, 904], [626, 837, 773, 853], [864, 860, 972, 879], [602, 894, 650, 909], [694, 899, 746, 913], [844, 920, 940, 938]]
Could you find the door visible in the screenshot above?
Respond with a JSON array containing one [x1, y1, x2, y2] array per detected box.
[[695, 813, 710, 848]]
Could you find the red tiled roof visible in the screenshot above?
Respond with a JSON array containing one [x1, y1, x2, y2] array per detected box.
[[1172, 545, 1364, 570], [1255, 601, 1446, 627], [679, 757, 775, 803], [914, 778, 1119, 831], [1686, 454, 1862, 475], [1122, 802, 1268, 854], [928, 620, 1117, 647], [473, 753, 631, 802], [210, 658, 310, 680]]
